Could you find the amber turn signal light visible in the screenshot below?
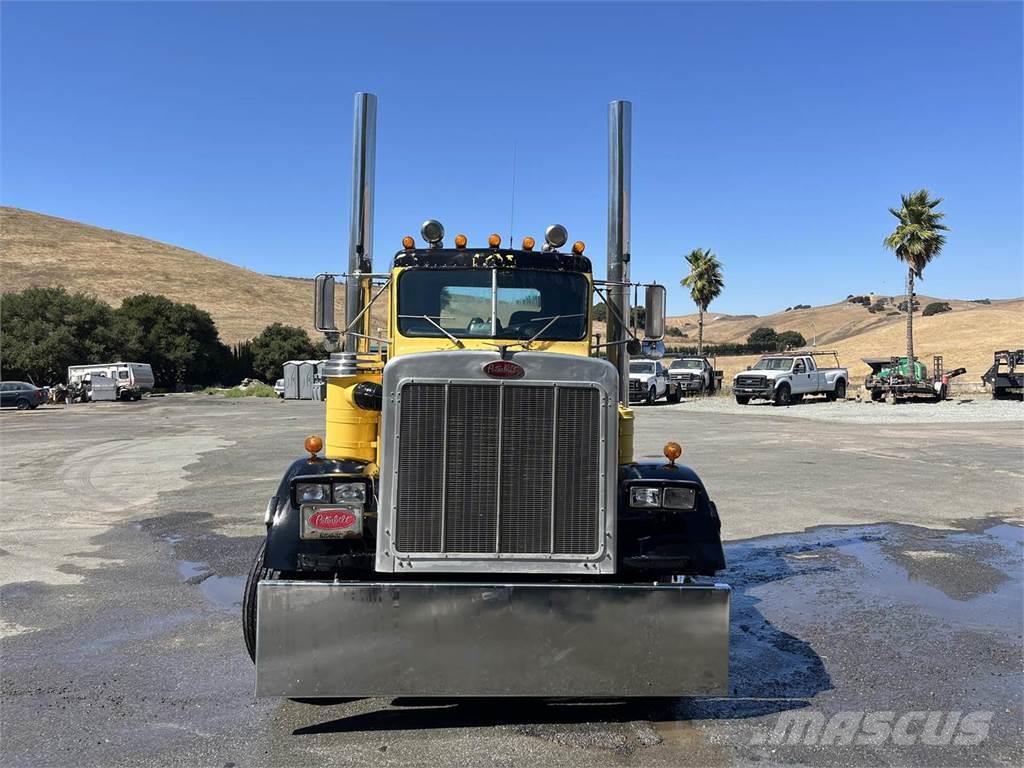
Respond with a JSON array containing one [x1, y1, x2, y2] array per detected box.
[[454, 233, 468, 248], [663, 441, 682, 464], [304, 435, 323, 456], [401, 235, 415, 249]]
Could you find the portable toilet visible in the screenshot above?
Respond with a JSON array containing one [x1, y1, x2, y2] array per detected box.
[[312, 360, 327, 402], [297, 360, 317, 400], [283, 361, 301, 400]]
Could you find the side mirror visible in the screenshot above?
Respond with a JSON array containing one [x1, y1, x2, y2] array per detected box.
[[643, 284, 666, 341], [314, 275, 337, 331]]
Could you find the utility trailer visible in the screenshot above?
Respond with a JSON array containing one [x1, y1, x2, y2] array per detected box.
[[981, 349, 1023, 400], [863, 355, 966, 403], [242, 94, 730, 699]]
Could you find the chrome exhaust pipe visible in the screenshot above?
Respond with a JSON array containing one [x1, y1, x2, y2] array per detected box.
[[607, 100, 631, 406], [345, 92, 377, 353]]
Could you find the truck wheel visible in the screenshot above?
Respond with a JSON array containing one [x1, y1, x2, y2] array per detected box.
[[773, 384, 792, 407], [15, 398, 31, 410], [667, 386, 681, 403], [935, 384, 948, 402], [646, 386, 656, 405], [734, 395, 750, 405], [870, 389, 884, 402], [242, 541, 280, 663], [831, 378, 847, 403]]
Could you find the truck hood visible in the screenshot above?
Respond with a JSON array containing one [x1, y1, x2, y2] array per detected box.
[[734, 369, 787, 382]]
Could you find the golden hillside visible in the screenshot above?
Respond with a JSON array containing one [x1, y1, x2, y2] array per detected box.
[[677, 301, 1023, 386], [0, 207, 326, 343]]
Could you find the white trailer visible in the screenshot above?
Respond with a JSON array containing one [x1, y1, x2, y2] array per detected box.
[[67, 362, 154, 400]]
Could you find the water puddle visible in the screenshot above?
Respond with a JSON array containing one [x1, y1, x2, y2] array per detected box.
[[175, 557, 244, 611]]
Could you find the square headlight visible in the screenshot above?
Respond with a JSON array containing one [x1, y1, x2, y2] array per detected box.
[[629, 486, 662, 508], [333, 482, 367, 504], [663, 486, 697, 511], [296, 482, 329, 503]]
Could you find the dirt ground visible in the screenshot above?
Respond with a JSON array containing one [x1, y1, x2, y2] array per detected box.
[[1, 395, 1021, 767]]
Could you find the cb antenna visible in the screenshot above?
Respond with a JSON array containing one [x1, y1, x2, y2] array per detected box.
[[508, 143, 517, 247]]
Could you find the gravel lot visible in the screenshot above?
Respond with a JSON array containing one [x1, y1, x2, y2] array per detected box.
[[657, 392, 1024, 424], [1, 395, 1021, 768]]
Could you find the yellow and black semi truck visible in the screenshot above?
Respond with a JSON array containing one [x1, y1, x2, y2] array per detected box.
[[243, 94, 730, 698]]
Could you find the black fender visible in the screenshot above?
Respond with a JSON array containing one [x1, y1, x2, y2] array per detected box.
[[263, 456, 378, 574], [616, 462, 726, 576]]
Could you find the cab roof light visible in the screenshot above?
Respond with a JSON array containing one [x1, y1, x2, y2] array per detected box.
[[304, 434, 323, 457], [488, 233, 501, 248], [663, 441, 682, 465], [454, 233, 468, 248], [571, 240, 586, 255], [421, 219, 445, 248], [401, 235, 415, 249], [543, 224, 568, 252], [521, 236, 536, 251]]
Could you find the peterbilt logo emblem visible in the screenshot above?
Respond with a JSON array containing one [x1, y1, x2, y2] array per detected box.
[[308, 510, 358, 530], [483, 360, 524, 378]]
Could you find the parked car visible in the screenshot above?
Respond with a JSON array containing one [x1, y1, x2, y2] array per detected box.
[[733, 352, 848, 406], [668, 356, 717, 395], [628, 360, 681, 404], [0, 381, 48, 410], [274, 379, 286, 398]]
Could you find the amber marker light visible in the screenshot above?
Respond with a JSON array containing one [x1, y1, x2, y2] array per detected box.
[[663, 441, 683, 465], [521, 236, 536, 251], [401, 235, 415, 249], [488, 233, 501, 247], [304, 435, 324, 457], [572, 240, 586, 255], [454, 233, 468, 248]]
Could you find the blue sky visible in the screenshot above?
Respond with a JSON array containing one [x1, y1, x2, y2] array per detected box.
[[2, 1, 1021, 315]]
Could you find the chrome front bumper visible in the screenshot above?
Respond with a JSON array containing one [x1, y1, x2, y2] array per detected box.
[[255, 580, 730, 697]]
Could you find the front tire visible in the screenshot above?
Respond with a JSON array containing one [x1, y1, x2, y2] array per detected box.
[[243, 541, 279, 663], [645, 386, 656, 405], [774, 384, 792, 407], [735, 395, 750, 405], [667, 386, 681, 403]]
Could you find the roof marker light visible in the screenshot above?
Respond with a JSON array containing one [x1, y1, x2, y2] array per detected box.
[[401, 235, 415, 249], [522, 236, 536, 251], [454, 233, 468, 248], [488, 233, 501, 248], [572, 240, 586, 255]]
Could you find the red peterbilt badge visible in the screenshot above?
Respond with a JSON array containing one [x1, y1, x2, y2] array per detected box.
[[483, 360, 524, 379], [308, 510, 358, 531]]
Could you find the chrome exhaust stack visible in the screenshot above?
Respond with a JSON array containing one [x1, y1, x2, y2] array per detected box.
[[607, 100, 631, 406], [345, 92, 377, 353]]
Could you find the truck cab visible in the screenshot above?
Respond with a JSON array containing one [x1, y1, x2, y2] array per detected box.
[[628, 359, 676, 404], [245, 94, 730, 700]]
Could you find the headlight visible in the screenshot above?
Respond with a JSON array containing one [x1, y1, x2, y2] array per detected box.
[[296, 482, 329, 503], [663, 486, 696, 510], [630, 487, 662, 508], [333, 482, 367, 503], [629, 485, 697, 510]]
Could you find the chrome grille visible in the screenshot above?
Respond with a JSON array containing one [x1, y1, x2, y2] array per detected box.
[[395, 382, 601, 556], [736, 375, 766, 388]]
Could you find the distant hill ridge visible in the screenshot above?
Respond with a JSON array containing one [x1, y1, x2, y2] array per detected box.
[[2, 208, 1020, 379]]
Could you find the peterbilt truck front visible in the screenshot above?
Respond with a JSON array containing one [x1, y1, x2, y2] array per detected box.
[[243, 93, 730, 698]]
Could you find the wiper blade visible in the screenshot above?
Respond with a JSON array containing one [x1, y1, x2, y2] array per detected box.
[[399, 314, 464, 347]]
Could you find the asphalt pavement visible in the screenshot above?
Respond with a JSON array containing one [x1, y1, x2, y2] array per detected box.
[[1, 395, 1021, 767]]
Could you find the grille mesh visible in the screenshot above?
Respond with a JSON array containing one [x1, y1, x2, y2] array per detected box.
[[395, 382, 602, 557]]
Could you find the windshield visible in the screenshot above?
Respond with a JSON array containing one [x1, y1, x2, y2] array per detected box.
[[752, 357, 793, 371], [397, 268, 588, 341], [629, 362, 655, 374], [670, 359, 702, 370]]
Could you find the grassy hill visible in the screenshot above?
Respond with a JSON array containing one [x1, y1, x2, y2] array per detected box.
[[668, 298, 1023, 385], [0, 207, 325, 343], [3, 207, 1018, 381]]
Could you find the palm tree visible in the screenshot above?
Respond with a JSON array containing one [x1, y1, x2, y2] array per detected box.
[[681, 248, 724, 355], [883, 190, 948, 382]]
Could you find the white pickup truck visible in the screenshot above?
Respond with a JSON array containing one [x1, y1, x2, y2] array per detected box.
[[732, 352, 848, 406], [628, 360, 681, 405]]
